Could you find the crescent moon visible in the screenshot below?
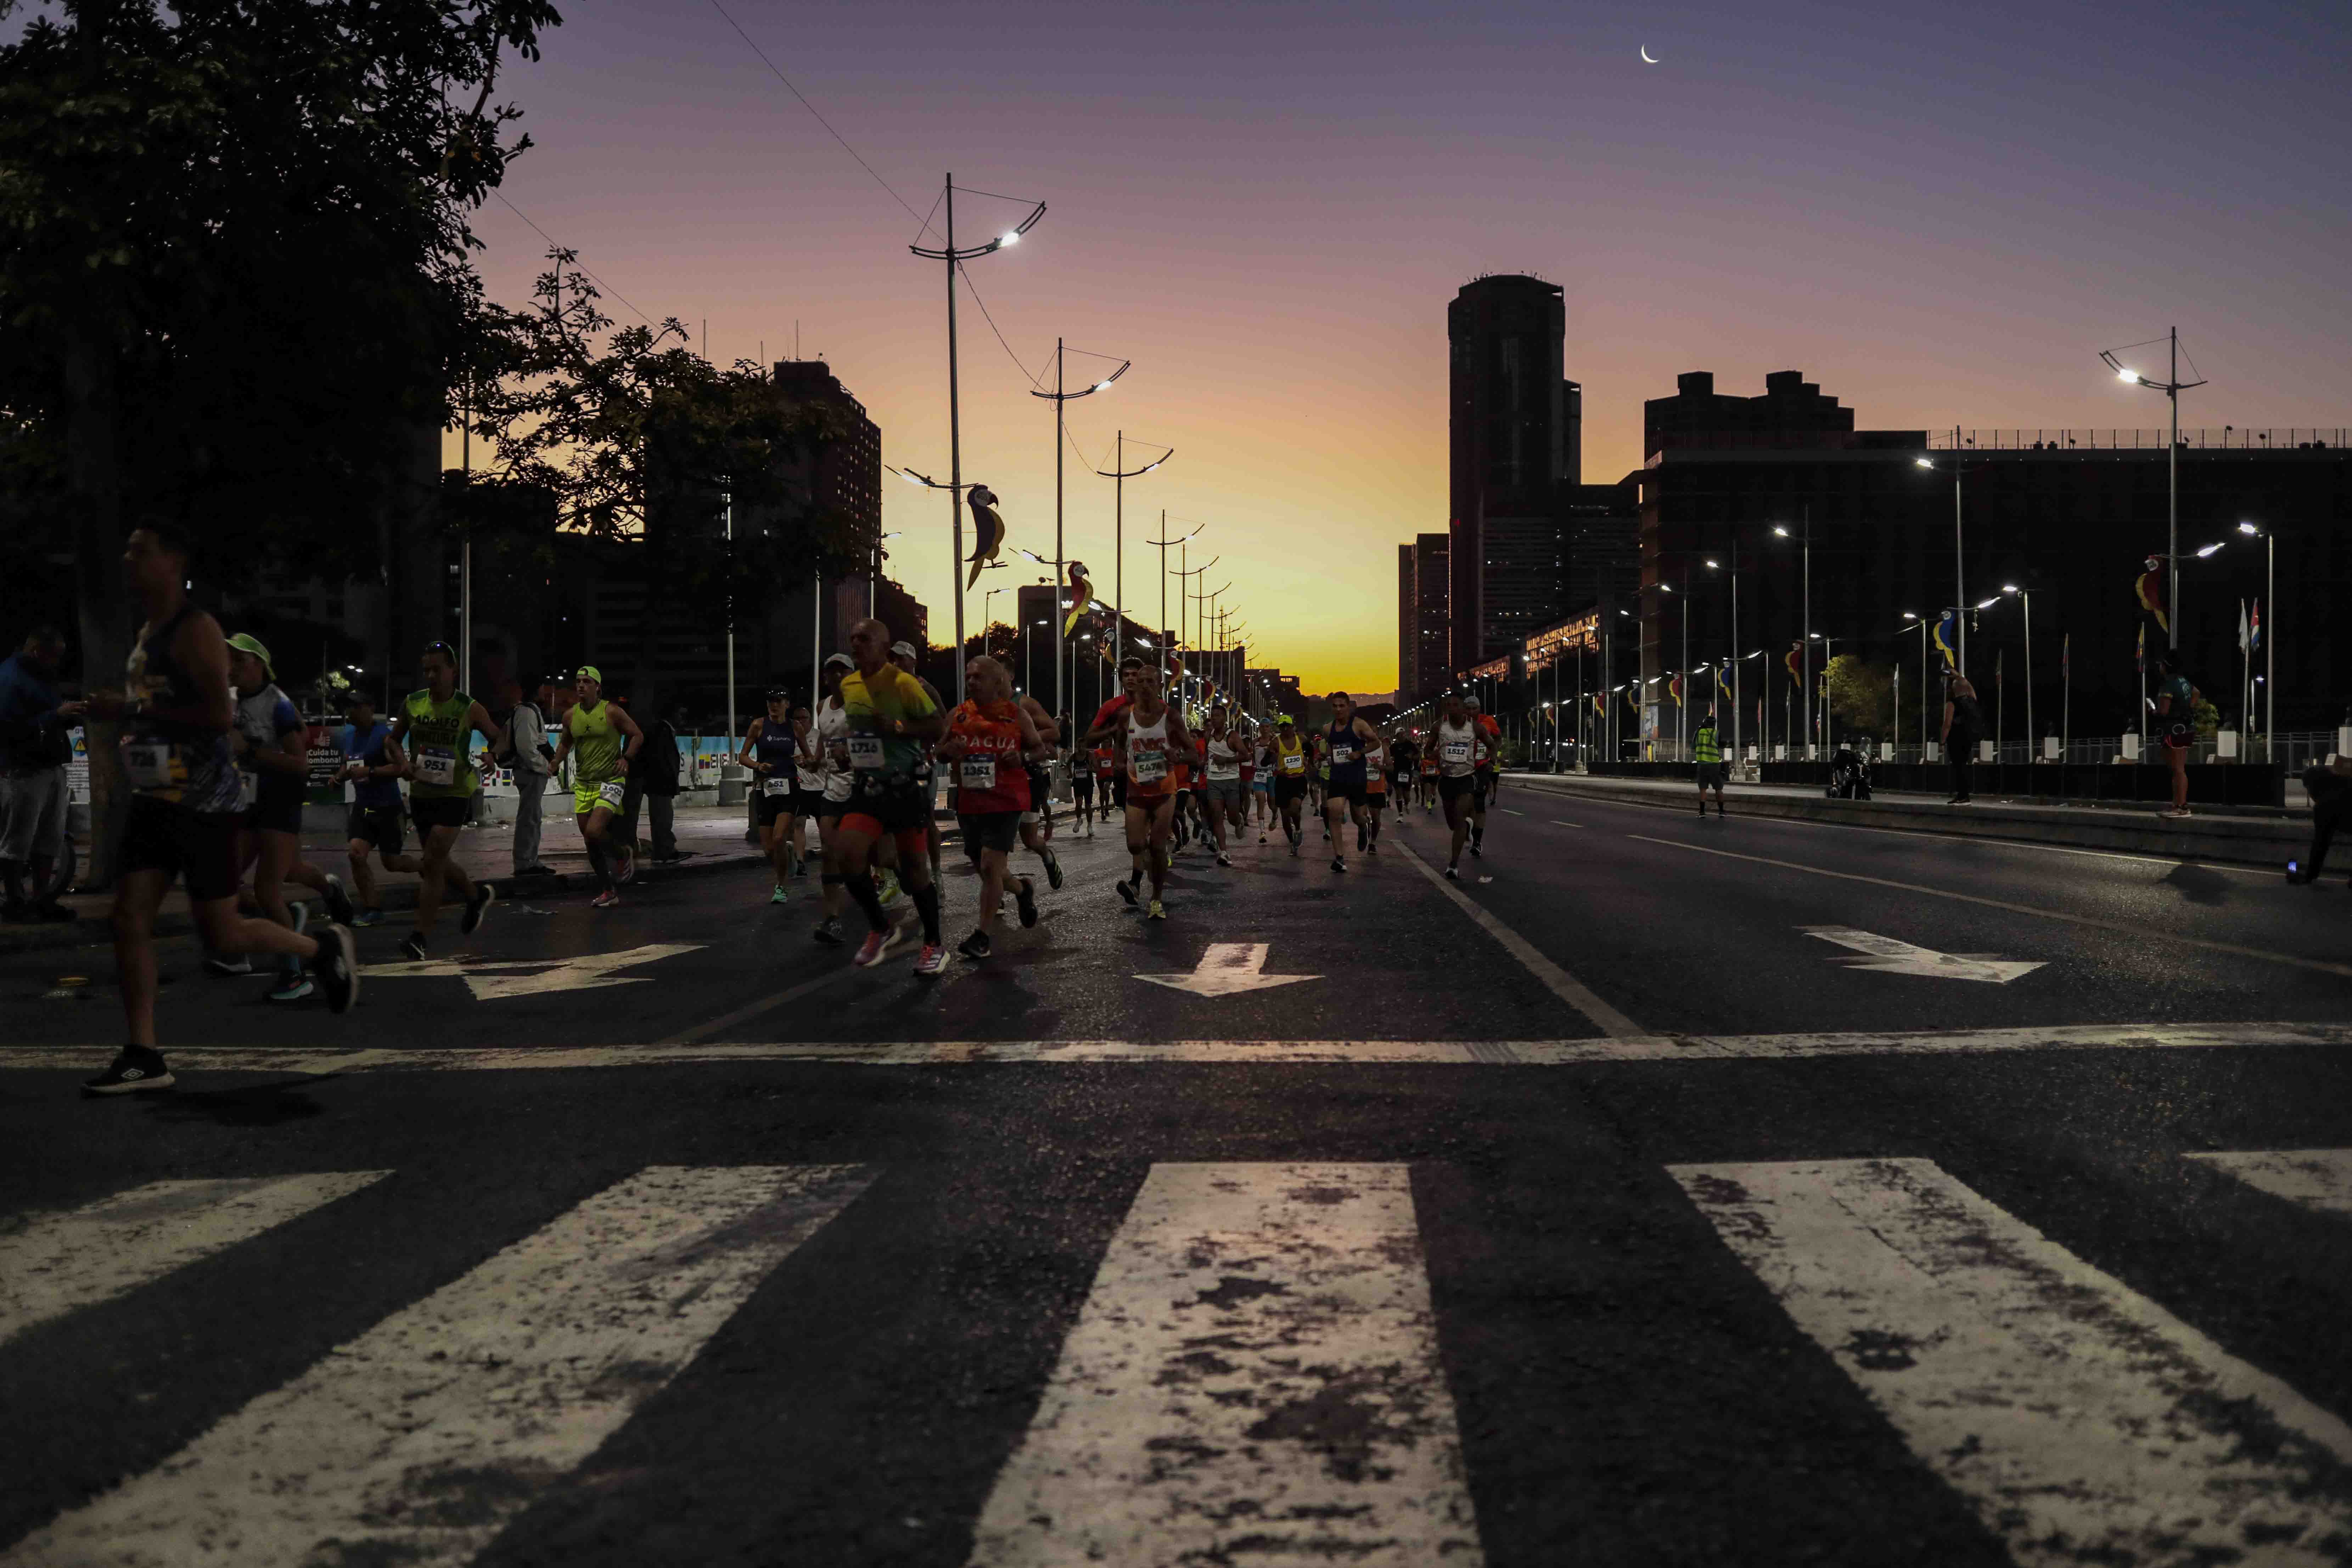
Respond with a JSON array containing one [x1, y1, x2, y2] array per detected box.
[[1640, 45, 1659, 63]]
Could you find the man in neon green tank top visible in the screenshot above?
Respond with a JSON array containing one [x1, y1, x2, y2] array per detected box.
[[1693, 708, 1727, 817], [548, 664, 643, 906], [390, 640, 504, 959]]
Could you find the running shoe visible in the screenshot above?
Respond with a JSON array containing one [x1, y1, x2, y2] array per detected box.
[[268, 976, 315, 1002], [1445, 864, 1461, 881], [591, 890, 620, 909], [812, 917, 846, 945], [877, 869, 903, 908], [1015, 878, 1040, 928], [1216, 853, 1233, 868], [1366, 840, 1378, 855], [321, 874, 355, 928], [355, 907, 385, 927], [913, 943, 949, 976], [1147, 899, 1167, 921], [398, 931, 427, 962], [770, 884, 791, 905], [1357, 828, 1367, 852], [852, 926, 901, 967], [83, 1045, 173, 1096], [1470, 842, 1484, 859], [1331, 856, 1347, 873], [1117, 877, 1138, 907], [462, 883, 495, 936], [203, 955, 253, 978], [1258, 832, 1268, 844], [958, 929, 993, 961], [1042, 847, 1064, 891], [310, 923, 359, 1014]]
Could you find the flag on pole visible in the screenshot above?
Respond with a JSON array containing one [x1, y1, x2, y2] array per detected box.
[[2238, 599, 2251, 654], [1932, 609, 1959, 670], [2134, 556, 2169, 633], [2135, 623, 2145, 673], [2062, 632, 2071, 686], [1062, 560, 1093, 635], [1592, 692, 1605, 716], [1784, 644, 1803, 681], [2250, 598, 2261, 652], [1669, 674, 1684, 707]]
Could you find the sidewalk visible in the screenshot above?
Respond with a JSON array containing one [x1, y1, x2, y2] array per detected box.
[[1504, 772, 2312, 868], [1, 802, 770, 957]]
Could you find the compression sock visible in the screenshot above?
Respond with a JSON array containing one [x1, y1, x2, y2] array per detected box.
[[584, 838, 614, 893], [911, 882, 943, 946], [846, 869, 889, 933]]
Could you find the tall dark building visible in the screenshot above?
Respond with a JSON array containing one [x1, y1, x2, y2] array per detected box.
[[1448, 275, 1579, 674], [1397, 544, 1416, 697], [1410, 533, 1449, 699], [1644, 369, 1858, 458]]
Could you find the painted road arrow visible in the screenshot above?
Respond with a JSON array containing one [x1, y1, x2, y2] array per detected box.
[[359, 943, 703, 1001], [1134, 942, 1321, 997], [1801, 926, 2045, 984]]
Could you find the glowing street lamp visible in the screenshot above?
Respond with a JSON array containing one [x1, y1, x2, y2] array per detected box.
[[910, 175, 1046, 701], [2099, 329, 2206, 651], [1096, 433, 1175, 673]]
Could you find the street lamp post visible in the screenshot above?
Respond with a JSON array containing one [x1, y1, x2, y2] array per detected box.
[[1032, 341, 1127, 730], [2238, 521, 2274, 757], [2001, 585, 2033, 759], [910, 175, 1045, 704], [1914, 454, 1968, 676], [1901, 613, 1932, 760], [1773, 511, 1813, 758], [2102, 330, 2206, 652], [1143, 514, 1205, 687], [1096, 434, 1172, 675]]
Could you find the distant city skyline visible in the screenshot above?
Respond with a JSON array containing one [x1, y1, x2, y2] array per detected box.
[[443, 0, 2352, 691]]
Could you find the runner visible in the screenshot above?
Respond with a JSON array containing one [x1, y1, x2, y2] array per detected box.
[[1417, 730, 1440, 814], [1011, 687, 1064, 892], [1466, 694, 1503, 859], [940, 655, 1051, 960], [84, 523, 358, 1095], [739, 687, 800, 903], [1250, 732, 1274, 841], [389, 641, 503, 959], [1270, 714, 1309, 855], [224, 634, 354, 1000], [1169, 709, 1196, 854], [1433, 692, 1480, 880], [336, 688, 421, 927], [1387, 731, 1420, 822], [1319, 692, 1387, 873], [809, 653, 857, 944], [888, 641, 947, 892], [1088, 656, 1145, 892], [1067, 730, 1096, 834], [1084, 662, 1190, 920], [1201, 702, 1242, 867], [547, 664, 643, 909], [837, 619, 949, 971], [1094, 739, 1118, 824], [1311, 730, 1331, 838], [1360, 734, 1388, 856]]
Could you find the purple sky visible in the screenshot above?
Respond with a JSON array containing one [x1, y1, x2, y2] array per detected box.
[[455, 0, 2352, 690]]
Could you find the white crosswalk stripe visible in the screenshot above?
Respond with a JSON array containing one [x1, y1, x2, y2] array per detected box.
[[3, 1164, 872, 1568], [2189, 1148, 2352, 1217], [968, 1162, 1483, 1567], [0, 1171, 389, 1346], [1673, 1156, 2352, 1568]]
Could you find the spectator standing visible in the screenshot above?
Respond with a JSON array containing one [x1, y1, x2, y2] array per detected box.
[[621, 702, 684, 862], [1940, 674, 1983, 804], [2150, 655, 2200, 820], [500, 680, 555, 875], [0, 626, 86, 921]]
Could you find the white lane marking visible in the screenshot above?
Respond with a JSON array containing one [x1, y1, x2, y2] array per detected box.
[[1628, 834, 2352, 979], [1549, 819, 1584, 828], [967, 1163, 1482, 1567], [1802, 925, 2045, 984], [2188, 1149, 2352, 1217], [1499, 808, 1525, 816], [5, 1021, 2350, 1072], [358, 942, 703, 1000], [1391, 839, 1651, 1039], [1515, 780, 2279, 874], [1135, 942, 1320, 996], [0, 1172, 389, 1346], [1674, 1157, 2352, 1566], [6, 1164, 872, 1568]]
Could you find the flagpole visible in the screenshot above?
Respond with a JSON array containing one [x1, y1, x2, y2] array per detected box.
[[2061, 633, 2070, 763]]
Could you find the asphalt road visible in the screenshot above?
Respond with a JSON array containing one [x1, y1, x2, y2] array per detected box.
[[6, 796, 2351, 1567]]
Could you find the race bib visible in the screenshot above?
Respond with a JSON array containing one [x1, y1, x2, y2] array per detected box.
[[1331, 744, 1355, 765], [122, 739, 178, 790], [235, 767, 259, 812], [960, 754, 998, 791], [1442, 741, 1471, 764], [415, 746, 458, 787], [763, 777, 792, 797], [1280, 753, 1304, 776], [848, 734, 884, 771], [596, 779, 626, 809], [1132, 748, 1168, 783]]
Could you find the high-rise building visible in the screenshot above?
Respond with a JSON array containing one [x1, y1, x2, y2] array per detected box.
[[1411, 533, 1449, 699], [1448, 275, 1579, 674], [1396, 544, 1416, 697]]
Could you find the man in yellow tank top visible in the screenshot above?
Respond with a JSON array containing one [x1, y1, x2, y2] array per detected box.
[[547, 665, 644, 907]]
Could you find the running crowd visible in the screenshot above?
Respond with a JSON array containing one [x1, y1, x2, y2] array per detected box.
[[71, 523, 1513, 1096]]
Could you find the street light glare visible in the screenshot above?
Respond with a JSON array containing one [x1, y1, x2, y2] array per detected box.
[[2116, 365, 2139, 383], [1093, 380, 1114, 392], [1975, 597, 1998, 609], [1704, 559, 1719, 569], [2195, 542, 2224, 558], [1902, 611, 1919, 620], [1773, 525, 1790, 536], [2238, 521, 2259, 535], [2002, 585, 2019, 594], [998, 231, 1020, 247], [1913, 457, 1933, 470]]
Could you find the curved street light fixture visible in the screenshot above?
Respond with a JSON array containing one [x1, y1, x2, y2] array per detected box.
[[909, 176, 1047, 702], [2099, 329, 2205, 651], [1031, 342, 1130, 723], [1096, 434, 1175, 671]]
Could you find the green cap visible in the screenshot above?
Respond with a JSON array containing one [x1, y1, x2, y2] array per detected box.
[[575, 665, 602, 684], [226, 633, 274, 680]]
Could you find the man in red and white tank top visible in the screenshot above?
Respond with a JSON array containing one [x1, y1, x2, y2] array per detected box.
[[937, 656, 1051, 961], [1084, 662, 1191, 921]]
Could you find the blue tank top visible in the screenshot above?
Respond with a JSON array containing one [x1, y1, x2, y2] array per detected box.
[[753, 719, 798, 775], [122, 602, 240, 814], [1326, 721, 1367, 787]]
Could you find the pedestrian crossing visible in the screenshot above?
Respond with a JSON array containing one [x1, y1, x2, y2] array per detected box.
[[5, 1152, 2350, 1565]]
